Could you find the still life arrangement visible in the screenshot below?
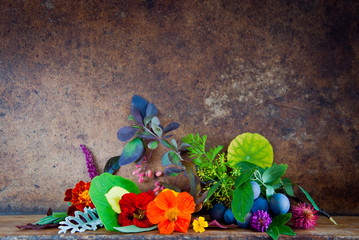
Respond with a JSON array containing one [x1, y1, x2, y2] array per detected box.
[[17, 95, 336, 239]]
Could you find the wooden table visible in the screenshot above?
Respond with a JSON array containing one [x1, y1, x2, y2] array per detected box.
[[1, 215, 358, 239]]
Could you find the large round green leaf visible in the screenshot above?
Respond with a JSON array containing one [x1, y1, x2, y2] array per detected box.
[[227, 133, 273, 169], [89, 173, 140, 231]]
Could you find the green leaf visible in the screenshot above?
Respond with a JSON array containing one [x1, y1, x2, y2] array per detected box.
[[270, 213, 292, 227], [119, 137, 144, 166], [205, 181, 220, 202], [262, 164, 288, 184], [171, 138, 178, 149], [104, 156, 121, 174], [128, 114, 136, 122], [143, 115, 154, 126], [282, 178, 294, 196], [151, 122, 163, 137], [232, 180, 253, 223], [297, 185, 319, 210], [234, 168, 255, 188], [168, 150, 182, 166], [267, 226, 279, 240], [114, 225, 158, 233], [160, 139, 174, 149], [227, 133, 273, 169], [265, 185, 275, 198], [236, 161, 259, 170], [89, 173, 140, 231], [277, 225, 296, 236], [161, 151, 172, 166], [147, 141, 159, 150]]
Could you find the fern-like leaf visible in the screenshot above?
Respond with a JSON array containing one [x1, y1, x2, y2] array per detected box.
[[58, 207, 103, 234]]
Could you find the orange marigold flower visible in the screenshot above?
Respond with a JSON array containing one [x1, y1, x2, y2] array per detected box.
[[147, 189, 195, 234], [64, 180, 94, 215]]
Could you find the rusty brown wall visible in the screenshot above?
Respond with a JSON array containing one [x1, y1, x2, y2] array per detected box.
[[0, 0, 358, 215]]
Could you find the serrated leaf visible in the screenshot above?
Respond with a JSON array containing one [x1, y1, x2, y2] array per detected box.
[[232, 180, 253, 223], [267, 226, 279, 240], [270, 213, 292, 227], [163, 122, 180, 134], [297, 185, 319, 210], [89, 173, 140, 231], [58, 207, 103, 234], [228, 133, 273, 169], [104, 156, 121, 174], [145, 103, 158, 117], [117, 126, 137, 142], [164, 167, 184, 177], [114, 225, 158, 233], [277, 225, 296, 236], [119, 137, 144, 166], [131, 105, 143, 125], [262, 164, 288, 184], [131, 95, 148, 118], [151, 122, 163, 137]]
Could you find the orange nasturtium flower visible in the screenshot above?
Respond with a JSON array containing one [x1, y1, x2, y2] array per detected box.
[[147, 189, 195, 234], [64, 181, 94, 215]]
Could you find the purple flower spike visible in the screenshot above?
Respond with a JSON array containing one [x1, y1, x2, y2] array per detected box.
[[80, 145, 98, 179], [250, 210, 272, 232]]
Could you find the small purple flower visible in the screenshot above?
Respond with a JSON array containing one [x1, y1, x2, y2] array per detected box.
[[250, 210, 272, 232], [80, 145, 98, 179]]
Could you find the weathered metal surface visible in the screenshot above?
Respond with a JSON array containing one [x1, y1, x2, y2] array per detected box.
[[0, 0, 358, 215], [1, 216, 359, 239]]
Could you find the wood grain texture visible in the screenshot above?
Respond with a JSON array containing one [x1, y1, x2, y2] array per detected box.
[[0, 0, 358, 214], [1, 216, 359, 239]]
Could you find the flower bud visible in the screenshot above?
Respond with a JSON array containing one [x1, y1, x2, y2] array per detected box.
[[155, 171, 163, 177], [147, 170, 153, 178]]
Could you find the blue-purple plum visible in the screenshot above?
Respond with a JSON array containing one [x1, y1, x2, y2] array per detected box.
[[210, 203, 227, 222], [270, 193, 290, 215], [236, 211, 253, 228], [224, 208, 236, 224], [251, 196, 269, 213], [251, 181, 261, 200]]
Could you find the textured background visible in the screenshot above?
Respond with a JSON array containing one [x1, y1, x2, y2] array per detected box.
[[0, 0, 358, 215]]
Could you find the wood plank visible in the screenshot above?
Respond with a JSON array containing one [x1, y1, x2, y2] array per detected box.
[[1, 215, 358, 239]]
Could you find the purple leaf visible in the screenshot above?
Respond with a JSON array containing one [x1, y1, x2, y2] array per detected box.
[[164, 167, 184, 177], [117, 126, 138, 142], [131, 95, 148, 118], [131, 105, 143, 125], [104, 156, 121, 174], [163, 122, 180, 134], [119, 137, 145, 166], [207, 220, 238, 229], [16, 223, 59, 230], [145, 103, 158, 117]]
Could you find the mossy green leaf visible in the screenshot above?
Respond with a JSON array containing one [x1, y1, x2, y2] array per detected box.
[[228, 133, 273, 169], [89, 173, 140, 231]]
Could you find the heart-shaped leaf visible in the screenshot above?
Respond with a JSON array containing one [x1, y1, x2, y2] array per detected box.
[[119, 137, 144, 166], [145, 103, 158, 117], [227, 133, 273, 169], [117, 126, 137, 142], [163, 122, 180, 134], [104, 156, 121, 174], [131, 95, 148, 118], [89, 173, 140, 231]]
